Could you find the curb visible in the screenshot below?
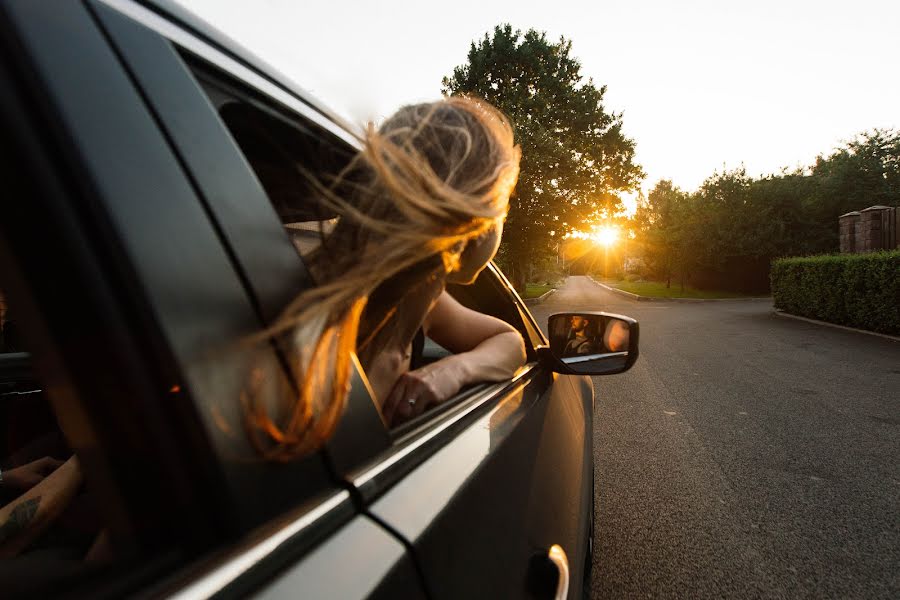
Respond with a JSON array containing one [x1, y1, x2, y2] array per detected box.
[[772, 310, 900, 342], [589, 277, 772, 303], [524, 288, 556, 305], [524, 288, 556, 306], [594, 281, 647, 301]]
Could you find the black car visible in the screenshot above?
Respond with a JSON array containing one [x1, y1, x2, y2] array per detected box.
[[0, 1, 638, 597]]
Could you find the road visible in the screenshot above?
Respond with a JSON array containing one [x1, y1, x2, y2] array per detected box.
[[529, 276, 900, 599]]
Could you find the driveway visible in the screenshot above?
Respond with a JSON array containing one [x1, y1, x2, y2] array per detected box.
[[530, 276, 900, 599]]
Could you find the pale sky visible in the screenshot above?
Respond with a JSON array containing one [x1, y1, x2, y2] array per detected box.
[[175, 0, 899, 208]]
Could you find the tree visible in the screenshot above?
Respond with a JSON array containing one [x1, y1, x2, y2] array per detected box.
[[805, 128, 900, 252], [631, 129, 900, 294], [442, 25, 643, 290], [633, 180, 695, 288]]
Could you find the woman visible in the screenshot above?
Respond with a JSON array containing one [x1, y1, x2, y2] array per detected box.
[[244, 97, 526, 460]]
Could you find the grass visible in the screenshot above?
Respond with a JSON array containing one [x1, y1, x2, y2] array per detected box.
[[603, 279, 761, 299], [523, 283, 555, 299]]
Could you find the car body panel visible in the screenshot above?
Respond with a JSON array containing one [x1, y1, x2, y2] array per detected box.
[[250, 515, 426, 600], [367, 369, 592, 599]]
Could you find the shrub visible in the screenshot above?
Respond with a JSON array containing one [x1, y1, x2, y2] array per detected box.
[[771, 250, 900, 334], [625, 273, 642, 282]]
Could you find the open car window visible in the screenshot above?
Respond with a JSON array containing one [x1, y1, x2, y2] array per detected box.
[[186, 62, 535, 433]]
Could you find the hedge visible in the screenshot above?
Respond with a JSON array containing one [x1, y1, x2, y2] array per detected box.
[[770, 250, 900, 335]]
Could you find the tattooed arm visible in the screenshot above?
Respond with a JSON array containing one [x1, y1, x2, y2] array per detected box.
[[0, 455, 82, 558]]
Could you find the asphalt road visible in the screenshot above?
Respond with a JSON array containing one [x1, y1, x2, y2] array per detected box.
[[529, 276, 900, 599]]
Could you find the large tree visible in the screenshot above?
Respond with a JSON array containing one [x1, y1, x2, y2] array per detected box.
[[442, 25, 643, 290]]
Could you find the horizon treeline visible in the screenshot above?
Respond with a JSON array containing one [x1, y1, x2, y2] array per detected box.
[[631, 128, 900, 293]]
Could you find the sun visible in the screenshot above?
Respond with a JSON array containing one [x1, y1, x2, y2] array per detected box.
[[592, 225, 619, 247]]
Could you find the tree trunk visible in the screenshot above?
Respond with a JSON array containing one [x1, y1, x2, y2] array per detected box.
[[511, 257, 528, 294]]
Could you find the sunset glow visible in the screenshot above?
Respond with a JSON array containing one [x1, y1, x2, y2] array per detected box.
[[593, 225, 619, 247], [567, 224, 621, 248]]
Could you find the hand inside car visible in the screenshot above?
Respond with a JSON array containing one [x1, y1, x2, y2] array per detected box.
[[382, 358, 466, 426]]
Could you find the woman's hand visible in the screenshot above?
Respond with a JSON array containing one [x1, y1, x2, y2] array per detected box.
[[380, 291, 527, 427], [2, 456, 65, 491], [0, 455, 81, 558], [382, 357, 466, 426]]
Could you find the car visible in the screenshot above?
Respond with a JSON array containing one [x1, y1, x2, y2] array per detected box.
[[0, 1, 639, 598]]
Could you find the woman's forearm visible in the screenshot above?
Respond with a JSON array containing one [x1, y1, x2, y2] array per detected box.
[[383, 329, 527, 425], [0, 455, 82, 558], [451, 330, 527, 386]]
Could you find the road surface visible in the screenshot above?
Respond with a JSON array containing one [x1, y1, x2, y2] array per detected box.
[[529, 276, 899, 599]]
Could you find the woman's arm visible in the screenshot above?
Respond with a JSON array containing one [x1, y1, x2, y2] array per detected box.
[[383, 291, 527, 425], [0, 455, 81, 558]]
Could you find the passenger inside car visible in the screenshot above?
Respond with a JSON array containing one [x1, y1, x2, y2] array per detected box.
[[0, 287, 114, 594], [243, 97, 527, 458]]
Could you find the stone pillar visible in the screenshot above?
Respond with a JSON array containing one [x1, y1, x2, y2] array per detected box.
[[886, 206, 898, 250], [896, 207, 900, 249], [839, 211, 860, 253], [859, 206, 892, 252]]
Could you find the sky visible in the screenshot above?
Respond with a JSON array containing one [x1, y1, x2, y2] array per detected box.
[[175, 0, 899, 211]]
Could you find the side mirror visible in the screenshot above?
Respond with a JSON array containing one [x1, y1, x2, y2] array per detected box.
[[538, 312, 639, 376]]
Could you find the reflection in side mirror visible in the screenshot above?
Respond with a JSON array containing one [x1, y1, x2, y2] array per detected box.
[[539, 312, 639, 376]]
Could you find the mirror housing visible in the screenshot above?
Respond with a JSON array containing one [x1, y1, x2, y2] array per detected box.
[[538, 312, 639, 376]]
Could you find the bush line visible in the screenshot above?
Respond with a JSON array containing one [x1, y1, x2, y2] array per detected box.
[[771, 250, 900, 335]]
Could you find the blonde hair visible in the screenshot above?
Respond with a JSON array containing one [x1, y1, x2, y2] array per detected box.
[[242, 96, 520, 461]]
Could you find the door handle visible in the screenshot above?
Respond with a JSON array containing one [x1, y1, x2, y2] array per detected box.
[[547, 544, 569, 600]]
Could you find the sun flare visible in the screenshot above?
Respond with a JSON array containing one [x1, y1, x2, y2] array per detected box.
[[565, 224, 621, 248], [592, 225, 619, 247]]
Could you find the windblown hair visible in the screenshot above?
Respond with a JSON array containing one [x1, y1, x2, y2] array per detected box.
[[242, 96, 520, 461]]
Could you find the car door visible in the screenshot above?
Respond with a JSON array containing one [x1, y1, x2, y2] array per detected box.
[[1, 1, 426, 597], [339, 266, 595, 599]]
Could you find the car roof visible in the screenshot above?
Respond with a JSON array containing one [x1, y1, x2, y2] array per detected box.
[[140, 0, 359, 138]]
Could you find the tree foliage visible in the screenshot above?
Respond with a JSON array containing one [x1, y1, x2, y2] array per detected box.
[[442, 25, 643, 289], [633, 180, 689, 288], [632, 129, 900, 293]]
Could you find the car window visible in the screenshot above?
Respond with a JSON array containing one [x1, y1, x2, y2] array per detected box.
[[183, 61, 533, 429]]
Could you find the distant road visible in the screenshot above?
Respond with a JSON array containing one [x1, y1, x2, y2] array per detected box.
[[530, 276, 900, 599]]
